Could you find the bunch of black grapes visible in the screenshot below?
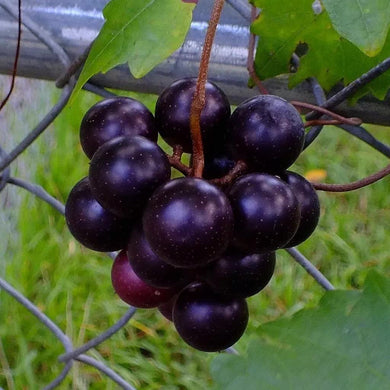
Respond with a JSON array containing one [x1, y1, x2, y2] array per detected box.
[[65, 78, 320, 352]]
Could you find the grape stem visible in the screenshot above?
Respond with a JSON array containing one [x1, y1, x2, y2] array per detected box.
[[0, 0, 21, 111], [291, 101, 362, 126], [210, 160, 248, 186], [167, 145, 191, 176], [312, 163, 390, 192], [190, 0, 225, 178], [247, 5, 268, 95]]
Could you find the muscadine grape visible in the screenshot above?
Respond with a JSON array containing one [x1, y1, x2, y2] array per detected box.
[[143, 177, 234, 268], [89, 135, 171, 218], [80, 97, 156, 159], [65, 177, 131, 252], [228, 95, 305, 173], [111, 250, 175, 308], [173, 282, 248, 352], [155, 78, 231, 153], [203, 250, 276, 298], [203, 152, 235, 180], [127, 224, 188, 289], [228, 173, 301, 253], [282, 171, 320, 247], [158, 295, 179, 322]]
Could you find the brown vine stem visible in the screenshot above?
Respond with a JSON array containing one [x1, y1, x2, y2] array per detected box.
[[291, 101, 362, 126], [190, 0, 225, 178], [210, 160, 248, 187], [167, 145, 191, 176], [247, 4, 268, 94], [312, 163, 390, 192], [0, 0, 21, 111]]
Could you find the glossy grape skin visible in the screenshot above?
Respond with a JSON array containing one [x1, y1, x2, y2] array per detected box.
[[80, 97, 156, 159], [228, 95, 305, 173], [111, 250, 175, 308], [173, 282, 248, 352], [203, 152, 235, 180], [65, 177, 132, 252], [203, 250, 276, 298], [158, 295, 179, 322], [89, 135, 171, 218], [143, 177, 234, 268], [282, 171, 320, 247], [155, 78, 231, 153], [127, 224, 188, 289], [228, 173, 301, 253]]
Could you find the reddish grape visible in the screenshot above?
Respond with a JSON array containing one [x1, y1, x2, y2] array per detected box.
[[111, 250, 175, 308]]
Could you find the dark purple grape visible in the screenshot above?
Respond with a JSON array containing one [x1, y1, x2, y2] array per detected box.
[[143, 177, 234, 268], [282, 171, 320, 247], [111, 250, 175, 308], [173, 282, 248, 352], [203, 152, 235, 180], [158, 295, 179, 321], [89, 135, 171, 218], [203, 250, 276, 298], [80, 97, 156, 159], [155, 78, 231, 153], [228, 95, 305, 173], [228, 173, 301, 253], [127, 224, 188, 289], [65, 177, 131, 252]]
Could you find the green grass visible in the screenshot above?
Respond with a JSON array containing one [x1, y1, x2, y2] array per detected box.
[[0, 79, 389, 389]]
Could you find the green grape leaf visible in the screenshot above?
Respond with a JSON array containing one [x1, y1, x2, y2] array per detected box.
[[322, 0, 390, 57], [72, 0, 195, 99], [251, 0, 390, 100], [211, 271, 390, 390]]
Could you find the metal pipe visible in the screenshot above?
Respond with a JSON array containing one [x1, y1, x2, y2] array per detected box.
[[1, 0, 390, 125]]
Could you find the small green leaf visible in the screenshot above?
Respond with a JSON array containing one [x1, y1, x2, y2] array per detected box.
[[322, 0, 390, 57], [71, 0, 195, 100], [211, 271, 390, 390], [251, 0, 390, 100]]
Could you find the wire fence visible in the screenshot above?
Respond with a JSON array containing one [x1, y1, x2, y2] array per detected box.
[[1, 1, 390, 388]]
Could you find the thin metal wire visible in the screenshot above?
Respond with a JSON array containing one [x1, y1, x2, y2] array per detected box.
[[285, 248, 335, 291], [0, 277, 73, 351], [76, 355, 137, 390], [4, 176, 66, 214], [0, 0, 70, 68], [59, 307, 137, 363], [306, 57, 390, 120], [0, 82, 74, 172], [0, 147, 10, 192]]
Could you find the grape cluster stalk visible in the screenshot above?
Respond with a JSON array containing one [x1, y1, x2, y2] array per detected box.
[[65, 78, 321, 352]]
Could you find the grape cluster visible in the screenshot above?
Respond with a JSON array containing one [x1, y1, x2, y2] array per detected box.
[[65, 78, 320, 352]]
